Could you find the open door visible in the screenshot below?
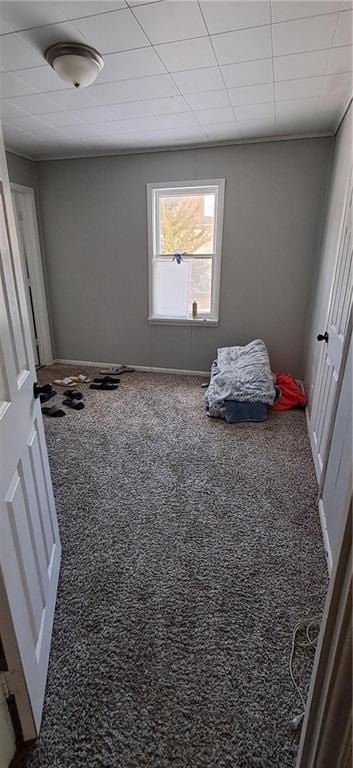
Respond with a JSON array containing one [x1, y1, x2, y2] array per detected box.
[[0, 124, 61, 739], [309, 175, 352, 481]]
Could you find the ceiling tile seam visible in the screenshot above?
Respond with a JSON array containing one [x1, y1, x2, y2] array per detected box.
[[196, 0, 241, 137], [317, 10, 344, 118], [127, 1, 208, 140], [334, 93, 352, 132], [0, 3, 131, 37], [5, 42, 351, 80], [269, 0, 277, 134]]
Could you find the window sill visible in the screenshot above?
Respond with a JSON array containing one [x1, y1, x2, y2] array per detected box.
[[148, 317, 219, 327]]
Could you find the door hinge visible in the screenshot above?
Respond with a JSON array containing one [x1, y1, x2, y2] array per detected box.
[[0, 670, 20, 698]]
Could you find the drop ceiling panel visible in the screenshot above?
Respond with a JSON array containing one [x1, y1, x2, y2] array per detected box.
[[185, 89, 231, 111], [172, 67, 224, 94], [200, 1, 271, 35], [212, 25, 273, 65], [272, 13, 339, 56], [0, 0, 351, 159], [155, 37, 217, 71], [133, 1, 207, 45], [73, 8, 150, 53], [221, 59, 273, 88]]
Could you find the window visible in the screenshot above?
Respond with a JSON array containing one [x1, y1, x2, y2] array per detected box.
[[147, 179, 225, 324]]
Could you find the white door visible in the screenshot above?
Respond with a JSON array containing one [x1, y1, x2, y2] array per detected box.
[[320, 336, 352, 571], [12, 191, 41, 367], [309, 175, 352, 481], [0, 125, 61, 739]]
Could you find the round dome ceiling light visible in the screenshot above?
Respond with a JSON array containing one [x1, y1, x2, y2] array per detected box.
[[45, 43, 104, 88]]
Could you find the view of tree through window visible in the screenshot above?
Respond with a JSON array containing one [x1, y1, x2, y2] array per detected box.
[[159, 194, 215, 254]]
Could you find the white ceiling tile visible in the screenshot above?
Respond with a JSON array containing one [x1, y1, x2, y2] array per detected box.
[[60, 124, 107, 139], [276, 114, 324, 134], [239, 120, 276, 137], [333, 9, 353, 45], [185, 89, 230, 110], [97, 48, 165, 83], [171, 66, 224, 93], [56, 2, 127, 20], [92, 119, 133, 134], [20, 21, 88, 54], [133, 0, 207, 44], [90, 73, 179, 103], [321, 71, 353, 94], [195, 106, 236, 124], [127, 0, 166, 6], [5, 113, 52, 131], [275, 76, 324, 100], [272, 13, 339, 56], [104, 100, 156, 118], [212, 26, 272, 65], [204, 122, 241, 139], [40, 111, 84, 127], [276, 97, 319, 119], [73, 8, 149, 53], [271, 1, 342, 23], [228, 82, 274, 106], [0, 33, 45, 70], [327, 45, 353, 73], [155, 37, 217, 72], [146, 95, 189, 114], [0, 71, 36, 98], [221, 58, 273, 88], [0, 1, 67, 32], [200, 1, 270, 34], [235, 101, 275, 121], [69, 105, 117, 123], [151, 111, 198, 129], [44, 87, 98, 109], [317, 93, 348, 124], [0, 98, 30, 118], [12, 64, 71, 92], [7, 92, 63, 114], [274, 50, 331, 81]]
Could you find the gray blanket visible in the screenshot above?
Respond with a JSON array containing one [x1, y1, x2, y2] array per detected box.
[[205, 338, 276, 419]]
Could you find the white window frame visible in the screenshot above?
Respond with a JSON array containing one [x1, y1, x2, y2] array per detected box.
[[147, 179, 225, 326]]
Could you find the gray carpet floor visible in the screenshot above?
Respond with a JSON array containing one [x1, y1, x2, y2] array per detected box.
[[21, 366, 327, 768]]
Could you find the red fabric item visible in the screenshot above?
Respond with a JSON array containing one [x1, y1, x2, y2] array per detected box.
[[271, 372, 307, 411]]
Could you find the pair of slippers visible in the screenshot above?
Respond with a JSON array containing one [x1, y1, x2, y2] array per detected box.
[[90, 376, 120, 391], [42, 389, 84, 418], [54, 374, 90, 387], [99, 365, 134, 376]]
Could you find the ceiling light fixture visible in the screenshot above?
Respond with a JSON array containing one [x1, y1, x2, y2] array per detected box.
[[45, 42, 104, 88]]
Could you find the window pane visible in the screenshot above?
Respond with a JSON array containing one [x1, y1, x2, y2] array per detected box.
[[189, 258, 212, 313], [158, 193, 215, 255]]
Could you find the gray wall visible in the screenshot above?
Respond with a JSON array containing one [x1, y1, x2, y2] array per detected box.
[[36, 137, 333, 374], [303, 103, 352, 407], [6, 150, 38, 189]]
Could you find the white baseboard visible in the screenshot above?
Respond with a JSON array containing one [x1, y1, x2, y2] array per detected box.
[[54, 358, 210, 377], [318, 499, 333, 575], [305, 405, 332, 575]]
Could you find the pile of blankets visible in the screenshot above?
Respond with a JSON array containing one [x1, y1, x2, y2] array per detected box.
[[205, 338, 276, 421]]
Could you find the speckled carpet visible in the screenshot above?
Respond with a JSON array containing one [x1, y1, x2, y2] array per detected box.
[[18, 365, 327, 768]]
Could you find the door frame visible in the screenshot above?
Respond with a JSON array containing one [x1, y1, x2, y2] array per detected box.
[[10, 183, 53, 367], [296, 490, 352, 768]]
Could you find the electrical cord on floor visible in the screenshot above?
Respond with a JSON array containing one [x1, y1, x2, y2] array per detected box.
[[289, 615, 322, 731]]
